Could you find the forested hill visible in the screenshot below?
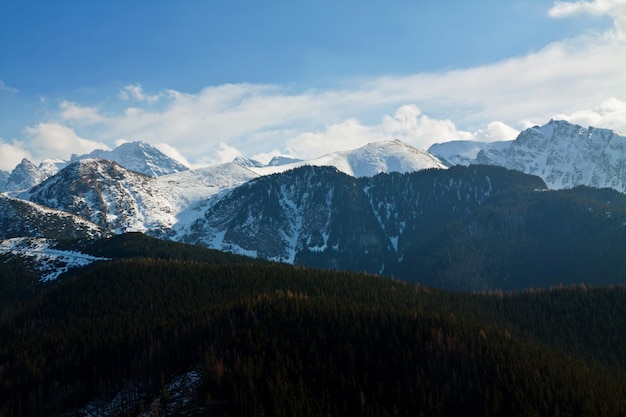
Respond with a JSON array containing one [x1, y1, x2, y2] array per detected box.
[[0, 234, 625, 416]]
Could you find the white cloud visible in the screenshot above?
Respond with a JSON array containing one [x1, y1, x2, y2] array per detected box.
[[24, 123, 110, 161], [98, 16, 623, 164], [0, 80, 19, 94], [154, 143, 192, 168], [472, 121, 520, 142], [284, 106, 516, 160], [8, 1, 625, 167], [114, 138, 129, 147], [549, 0, 626, 18], [60, 101, 107, 124], [548, 0, 626, 36], [251, 149, 285, 165], [119, 84, 161, 103], [0, 139, 30, 171], [214, 142, 243, 164], [551, 97, 626, 132]]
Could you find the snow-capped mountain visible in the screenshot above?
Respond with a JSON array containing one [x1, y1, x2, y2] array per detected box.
[[253, 139, 446, 177], [72, 141, 189, 177], [24, 158, 259, 235], [428, 120, 626, 193], [1, 158, 48, 192], [25, 159, 157, 233]]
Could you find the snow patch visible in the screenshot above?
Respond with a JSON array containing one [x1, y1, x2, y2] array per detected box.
[[0, 237, 110, 281]]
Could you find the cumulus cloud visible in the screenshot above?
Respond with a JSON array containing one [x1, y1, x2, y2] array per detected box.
[[548, 0, 626, 18], [548, 0, 626, 36], [60, 101, 107, 124], [154, 143, 192, 168], [214, 142, 243, 164], [24, 123, 110, 161], [0, 139, 31, 171], [251, 149, 285, 165], [0, 80, 19, 94], [472, 121, 520, 142], [551, 97, 626, 132], [119, 84, 161, 103], [284, 106, 516, 160]]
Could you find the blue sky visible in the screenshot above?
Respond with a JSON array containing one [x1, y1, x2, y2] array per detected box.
[[1, 0, 625, 170]]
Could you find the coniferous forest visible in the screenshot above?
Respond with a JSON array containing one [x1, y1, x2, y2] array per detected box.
[[1, 233, 626, 416]]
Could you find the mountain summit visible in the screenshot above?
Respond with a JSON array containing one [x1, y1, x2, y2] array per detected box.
[[1, 158, 47, 192], [75, 141, 189, 177]]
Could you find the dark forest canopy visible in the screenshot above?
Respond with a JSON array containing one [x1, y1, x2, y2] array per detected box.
[[0, 234, 625, 416]]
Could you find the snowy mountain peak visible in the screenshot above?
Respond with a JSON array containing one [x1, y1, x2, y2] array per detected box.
[[233, 156, 264, 168], [251, 139, 446, 178], [1, 158, 47, 192], [38, 157, 69, 177], [74, 141, 189, 177], [267, 155, 303, 166], [325, 139, 447, 177], [429, 120, 626, 194]]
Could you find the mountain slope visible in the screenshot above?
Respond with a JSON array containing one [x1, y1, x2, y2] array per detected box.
[[0, 193, 107, 240], [402, 185, 626, 290], [173, 165, 548, 278], [172, 166, 390, 271], [0, 237, 109, 282]]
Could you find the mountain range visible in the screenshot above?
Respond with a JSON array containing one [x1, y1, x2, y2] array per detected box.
[[0, 141, 189, 193], [2, 119, 626, 290]]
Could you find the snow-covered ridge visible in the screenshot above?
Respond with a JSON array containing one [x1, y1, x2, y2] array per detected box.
[[250, 139, 446, 177], [0, 237, 110, 281]]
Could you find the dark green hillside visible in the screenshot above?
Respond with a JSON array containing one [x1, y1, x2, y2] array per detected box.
[[400, 186, 626, 290], [0, 239, 625, 416], [68, 231, 265, 264], [0, 255, 40, 311]]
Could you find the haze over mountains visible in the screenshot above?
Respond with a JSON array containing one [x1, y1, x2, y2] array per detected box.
[[2, 119, 626, 290]]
